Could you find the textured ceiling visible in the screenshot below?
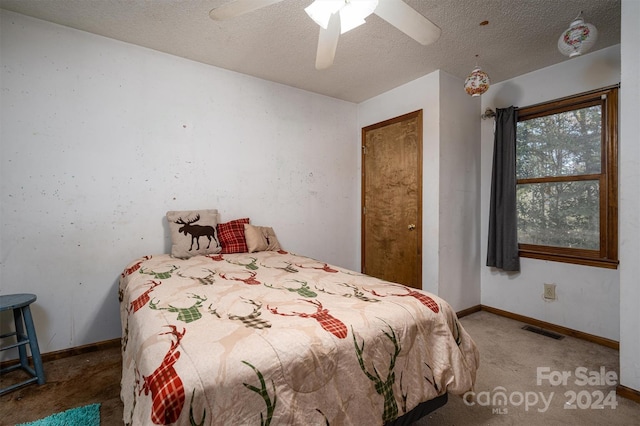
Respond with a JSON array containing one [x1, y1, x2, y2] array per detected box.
[[0, 0, 621, 103]]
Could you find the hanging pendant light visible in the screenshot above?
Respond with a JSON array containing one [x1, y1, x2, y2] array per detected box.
[[464, 55, 490, 97], [557, 11, 598, 58]]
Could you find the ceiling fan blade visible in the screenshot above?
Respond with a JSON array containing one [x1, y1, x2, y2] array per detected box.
[[209, 0, 284, 20], [315, 12, 341, 70], [374, 0, 441, 45]]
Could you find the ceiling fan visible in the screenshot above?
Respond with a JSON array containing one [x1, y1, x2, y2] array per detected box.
[[209, 0, 441, 70]]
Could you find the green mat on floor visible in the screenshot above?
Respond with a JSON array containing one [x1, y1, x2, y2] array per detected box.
[[16, 403, 100, 426]]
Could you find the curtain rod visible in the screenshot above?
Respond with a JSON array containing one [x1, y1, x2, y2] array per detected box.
[[481, 106, 521, 120], [481, 108, 496, 120]]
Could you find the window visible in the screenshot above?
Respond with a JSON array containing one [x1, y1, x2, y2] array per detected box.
[[515, 86, 618, 268]]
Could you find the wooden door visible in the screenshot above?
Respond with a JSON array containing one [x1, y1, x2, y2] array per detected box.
[[362, 110, 422, 288]]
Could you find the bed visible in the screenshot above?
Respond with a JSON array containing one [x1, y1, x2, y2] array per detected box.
[[119, 213, 479, 425]]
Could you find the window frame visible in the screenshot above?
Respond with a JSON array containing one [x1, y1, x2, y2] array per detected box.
[[515, 86, 619, 269]]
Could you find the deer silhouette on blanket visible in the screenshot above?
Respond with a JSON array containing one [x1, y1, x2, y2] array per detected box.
[[175, 214, 217, 251]]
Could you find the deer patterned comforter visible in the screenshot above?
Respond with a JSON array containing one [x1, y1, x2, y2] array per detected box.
[[119, 251, 479, 425]]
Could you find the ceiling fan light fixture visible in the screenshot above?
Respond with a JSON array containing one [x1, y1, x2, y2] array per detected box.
[[210, 0, 440, 71], [339, 0, 379, 33], [305, 0, 378, 34], [557, 12, 598, 57], [305, 0, 343, 29]]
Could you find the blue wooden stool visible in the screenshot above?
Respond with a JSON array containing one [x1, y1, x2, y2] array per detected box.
[[0, 293, 46, 394]]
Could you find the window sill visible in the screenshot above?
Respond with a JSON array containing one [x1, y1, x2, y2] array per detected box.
[[519, 250, 619, 269]]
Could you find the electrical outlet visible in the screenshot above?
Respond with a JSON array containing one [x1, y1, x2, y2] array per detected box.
[[544, 283, 556, 300]]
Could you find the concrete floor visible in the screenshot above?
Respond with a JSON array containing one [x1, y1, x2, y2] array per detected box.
[[0, 312, 638, 425], [0, 345, 122, 425]]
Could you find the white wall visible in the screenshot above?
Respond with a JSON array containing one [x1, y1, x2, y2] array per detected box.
[[357, 70, 481, 311], [479, 46, 622, 341], [0, 11, 359, 355], [618, 0, 640, 393], [438, 72, 482, 309]]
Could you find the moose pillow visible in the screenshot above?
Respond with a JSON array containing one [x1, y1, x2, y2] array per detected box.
[[167, 209, 222, 259]]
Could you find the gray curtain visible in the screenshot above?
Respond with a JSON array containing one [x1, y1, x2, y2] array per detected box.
[[486, 106, 520, 272]]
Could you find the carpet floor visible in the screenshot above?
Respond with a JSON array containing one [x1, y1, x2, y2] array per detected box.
[[420, 311, 640, 425], [0, 311, 638, 425]]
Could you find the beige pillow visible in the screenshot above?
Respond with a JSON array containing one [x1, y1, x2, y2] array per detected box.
[[244, 224, 281, 252], [166, 209, 222, 258]]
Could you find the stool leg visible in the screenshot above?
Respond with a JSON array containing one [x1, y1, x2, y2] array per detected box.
[[21, 306, 45, 385], [12, 308, 29, 370]]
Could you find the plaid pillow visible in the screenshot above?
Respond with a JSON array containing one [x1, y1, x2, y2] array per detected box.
[[217, 218, 250, 254]]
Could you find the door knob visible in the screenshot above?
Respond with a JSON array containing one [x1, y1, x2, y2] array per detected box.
[[408, 224, 416, 230]]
